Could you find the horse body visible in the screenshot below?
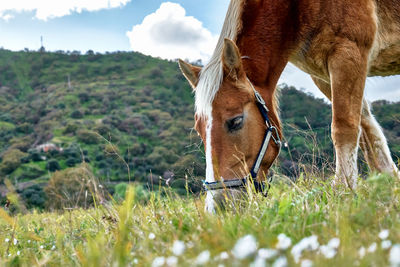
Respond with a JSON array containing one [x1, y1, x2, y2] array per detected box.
[[179, 0, 400, 211]]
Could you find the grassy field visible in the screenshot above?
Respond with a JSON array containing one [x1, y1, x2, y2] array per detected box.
[[0, 173, 399, 266]]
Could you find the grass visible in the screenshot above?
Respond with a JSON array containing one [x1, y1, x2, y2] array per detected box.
[[0, 173, 399, 266]]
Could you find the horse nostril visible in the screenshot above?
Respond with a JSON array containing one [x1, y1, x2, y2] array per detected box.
[[226, 115, 244, 132]]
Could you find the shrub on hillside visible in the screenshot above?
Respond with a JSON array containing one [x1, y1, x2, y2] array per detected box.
[[0, 149, 28, 175], [44, 163, 105, 210], [63, 123, 78, 134], [77, 129, 99, 144], [17, 184, 46, 209], [70, 110, 83, 119], [46, 159, 61, 172]]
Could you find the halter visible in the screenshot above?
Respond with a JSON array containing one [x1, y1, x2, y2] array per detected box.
[[203, 78, 281, 197]]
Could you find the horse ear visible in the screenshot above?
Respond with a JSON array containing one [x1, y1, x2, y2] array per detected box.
[[178, 59, 201, 89], [222, 38, 245, 80]]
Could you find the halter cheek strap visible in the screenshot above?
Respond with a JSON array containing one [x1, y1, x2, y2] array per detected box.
[[203, 78, 281, 197]]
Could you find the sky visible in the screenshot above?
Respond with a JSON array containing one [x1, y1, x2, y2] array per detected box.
[[0, 0, 399, 102]]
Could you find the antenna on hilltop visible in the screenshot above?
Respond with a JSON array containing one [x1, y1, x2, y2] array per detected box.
[[39, 35, 45, 53]]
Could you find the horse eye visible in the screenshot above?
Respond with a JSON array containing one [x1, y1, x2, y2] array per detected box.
[[226, 115, 244, 132]]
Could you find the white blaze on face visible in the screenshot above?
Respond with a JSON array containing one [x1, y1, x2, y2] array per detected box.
[[205, 110, 216, 213], [205, 111, 215, 183]]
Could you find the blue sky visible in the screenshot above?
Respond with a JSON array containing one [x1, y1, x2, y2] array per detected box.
[[0, 0, 399, 102]]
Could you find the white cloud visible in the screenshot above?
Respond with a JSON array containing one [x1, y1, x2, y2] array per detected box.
[[0, 0, 131, 21], [280, 63, 400, 102], [126, 2, 218, 63]]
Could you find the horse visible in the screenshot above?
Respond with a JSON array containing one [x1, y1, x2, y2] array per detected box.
[[178, 0, 400, 212]]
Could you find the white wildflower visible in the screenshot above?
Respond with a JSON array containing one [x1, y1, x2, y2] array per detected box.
[[382, 240, 392, 250], [301, 259, 313, 267], [272, 256, 288, 267], [17, 251, 20, 256], [195, 250, 210, 265], [258, 248, 279, 260], [148, 233, 156, 240], [389, 244, 400, 267], [5, 238, 9, 243], [219, 251, 229, 260], [13, 238, 17, 245], [358, 247, 366, 258], [276, 234, 292, 250], [327, 238, 340, 249], [252, 256, 266, 267], [152, 257, 165, 267], [27, 240, 31, 244], [291, 235, 319, 263], [319, 245, 336, 259], [51, 245, 56, 250], [367, 242, 377, 253], [232, 235, 258, 259], [379, 229, 390, 240], [133, 258, 139, 264], [166, 256, 178, 266], [172, 240, 185, 256], [8, 254, 11, 257], [40, 245, 44, 249]]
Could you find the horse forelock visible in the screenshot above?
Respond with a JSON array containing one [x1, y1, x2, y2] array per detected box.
[[194, 0, 245, 117]]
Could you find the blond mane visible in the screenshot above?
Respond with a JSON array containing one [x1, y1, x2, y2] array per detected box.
[[195, 0, 245, 116]]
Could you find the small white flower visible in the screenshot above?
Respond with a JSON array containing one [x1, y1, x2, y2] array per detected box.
[[133, 258, 139, 264], [252, 256, 266, 267], [17, 251, 20, 256], [195, 250, 210, 265], [218, 265, 225, 267], [327, 238, 340, 249], [358, 247, 366, 258], [51, 245, 56, 250], [291, 236, 319, 263], [8, 254, 11, 257], [13, 238, 17, 245], [219, 251, 229, 260], [276, 234, 292, 250], [258, 248, 278, 260], [367, 243, 377, 253], [232, 235, 258, 259], [382, 240, 392, 250], [272, 256, 288, 267], [5, 238, 10, 243], [379, 229, 390, 240], [148, 233, 156, 240], [301, 259, 313, 267], [27, 240, 31, 244], [389, 244, 400, 267], [319, 245, 336, 259], [166, 256, 178, 266], [172, 240, 185, 256], [40, 245, 44, 249], [152, 257, 165, 267]]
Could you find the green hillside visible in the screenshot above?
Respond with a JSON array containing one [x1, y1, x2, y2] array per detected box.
[[0, 48, 399, 210]]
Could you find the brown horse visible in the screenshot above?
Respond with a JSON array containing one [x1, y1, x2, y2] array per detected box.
[[179, 0, 400, 212]]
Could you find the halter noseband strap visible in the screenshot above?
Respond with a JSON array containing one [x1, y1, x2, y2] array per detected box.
[[203, 78, 281, 197]]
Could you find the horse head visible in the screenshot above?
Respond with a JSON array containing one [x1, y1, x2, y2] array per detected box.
[[179, 39, 281, 212]]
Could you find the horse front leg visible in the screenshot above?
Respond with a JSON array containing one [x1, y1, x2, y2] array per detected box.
[[311, 77, 400, 179], [328, 41, 369, 189]]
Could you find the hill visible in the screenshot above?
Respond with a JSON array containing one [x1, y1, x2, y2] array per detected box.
[[0, 48, 399, 209]]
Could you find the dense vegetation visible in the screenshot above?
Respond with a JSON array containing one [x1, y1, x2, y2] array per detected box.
[[0, 173, 399, 266], [0, 48, 399, 210]]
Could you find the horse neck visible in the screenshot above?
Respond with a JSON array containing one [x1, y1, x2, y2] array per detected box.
[[236, 0, 311, 90], [236, 0, 313, 132]]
